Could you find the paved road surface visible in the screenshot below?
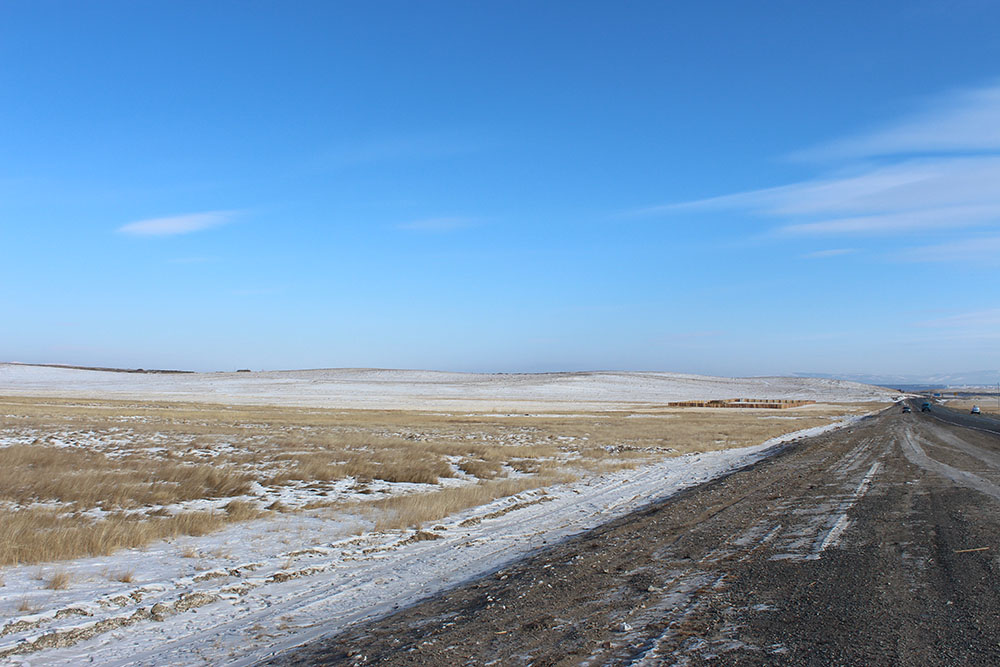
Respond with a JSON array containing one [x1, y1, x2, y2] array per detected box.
[[269, 403, 1000, 666]]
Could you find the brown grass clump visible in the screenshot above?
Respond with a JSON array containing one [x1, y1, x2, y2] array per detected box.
[[0, 444, 252, 509], [45, 570, 71, 590], [457, 457, 504, 479], [112, 569, 135, 583], [270, 447, 455, 486], [0, 508, 230, 566], [223, 500, 265, 522]]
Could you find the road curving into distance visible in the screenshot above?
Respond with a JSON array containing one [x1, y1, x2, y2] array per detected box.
[[922, 398, 1000, 437], [267, 401, 1000, 666]]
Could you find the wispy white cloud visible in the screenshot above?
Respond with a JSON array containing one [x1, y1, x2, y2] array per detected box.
[[231, 287, 282, 296], [396, 217, 477, 232], [658, 330, 725, 341], [894, 235, 1000, 264], [800, 248, 857, 259], [795, 82, 1000, 160], [118, 211, 237, 236], [914, 308, 1000, 342], [636, 82, 1000, 249], [333, 133, 482, 166], [782, 203, 1000, 235], [919, 308, 1000, 329], [664, 157, 1000, 234]]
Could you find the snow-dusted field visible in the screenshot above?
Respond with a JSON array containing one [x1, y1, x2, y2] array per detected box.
[[0, 364, 893, 665], [0, 363, 896, 411], [0, 418, 868, 666]]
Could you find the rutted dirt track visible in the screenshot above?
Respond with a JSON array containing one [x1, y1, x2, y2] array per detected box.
[[268, 404, 1000, 666]]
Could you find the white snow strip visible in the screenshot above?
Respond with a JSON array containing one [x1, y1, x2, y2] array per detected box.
[[814, 460, 881, 556]]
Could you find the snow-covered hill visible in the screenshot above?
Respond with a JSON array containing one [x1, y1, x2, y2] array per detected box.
[[0, 363, 896, 410]]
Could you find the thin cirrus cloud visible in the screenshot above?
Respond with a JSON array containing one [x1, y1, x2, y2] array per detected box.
[[916, 308, 1000, 341], [782, 202, 1000, 236], [660, 155, 1000, 236], [793, 82, 1000, 161], [639, 82, 1000, 248], [396, 216, 477, 232], [919, 307, 1000, 329], [117, 211, 237, 236], [331, 132, 483, 167], [894, 235, 1000, 264], [801, 248, 857, 259]]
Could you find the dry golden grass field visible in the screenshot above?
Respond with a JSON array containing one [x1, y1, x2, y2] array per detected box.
[[945, 396, 1000, 417], [0, 395, 885, 566]]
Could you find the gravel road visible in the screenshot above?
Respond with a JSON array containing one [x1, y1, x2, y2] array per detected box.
[[268, 402, 1000, 666]]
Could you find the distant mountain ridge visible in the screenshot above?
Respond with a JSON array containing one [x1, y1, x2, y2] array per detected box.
[[795, 371, 1000, 388]]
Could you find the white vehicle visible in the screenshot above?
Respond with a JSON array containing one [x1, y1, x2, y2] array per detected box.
[[971, 405, 981, 415]]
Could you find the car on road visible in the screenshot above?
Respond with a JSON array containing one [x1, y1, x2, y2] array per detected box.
[[902, 405, 912, 413], [971, 405, 981, 415], [921, 402, 932, 412]]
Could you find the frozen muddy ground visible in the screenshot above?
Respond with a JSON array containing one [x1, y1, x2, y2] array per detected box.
[[0, 364, 897, 411]]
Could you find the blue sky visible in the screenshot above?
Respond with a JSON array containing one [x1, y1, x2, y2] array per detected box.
[[3, 1, 1000, 376]]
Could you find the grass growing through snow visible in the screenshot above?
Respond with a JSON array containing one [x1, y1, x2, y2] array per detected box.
[[44, 570, 70, 590], [0, 395, 884, 565], [0, 508, 233, 566], [368, 474, 576, 530]]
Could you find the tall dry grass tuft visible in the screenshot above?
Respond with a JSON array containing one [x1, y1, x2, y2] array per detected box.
[[0, 508, 231, 566], [270, 447, 455, 485], [112, 569, 135, 583], [223, 500, 266, 522], [45, 570, 71, 590], [0, 445, 252, 509], [457, 458, 504, 479]]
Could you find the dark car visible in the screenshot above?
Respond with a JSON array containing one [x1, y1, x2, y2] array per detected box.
[[921, 402, 931, 412], [902, 405, 912, 413]]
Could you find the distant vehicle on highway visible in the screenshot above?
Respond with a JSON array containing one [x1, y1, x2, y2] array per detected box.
[[921, 402, 932, 412], [971, 405, 981, 415], [902, 405, 912, 413]]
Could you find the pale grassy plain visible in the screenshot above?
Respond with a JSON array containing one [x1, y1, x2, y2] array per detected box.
[[0, 395, 883, 566], [945, 396, 1000, 417]]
